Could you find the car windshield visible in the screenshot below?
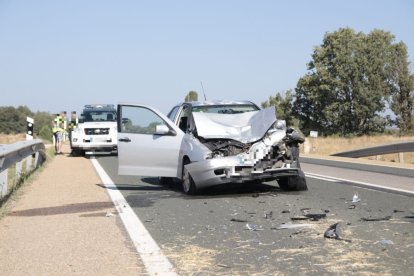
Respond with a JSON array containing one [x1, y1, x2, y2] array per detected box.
[[192, 104, 258, 114], [83, 110, 117, 122]]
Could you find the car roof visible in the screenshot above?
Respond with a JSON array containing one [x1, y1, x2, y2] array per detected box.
[[181, 100, 258, 107]]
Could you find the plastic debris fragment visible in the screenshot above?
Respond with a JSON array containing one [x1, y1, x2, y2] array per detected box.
[[379, 240, 394, 246], [324, 223, 352, 242], [352, 192, 361, 203], [361, 216, 391, 221], [230, 218, 250, 223], [105, 211, 114, 217], [264, 211, 273, 219], [272, 223, 312, 230], [246, 223, 263, 231]]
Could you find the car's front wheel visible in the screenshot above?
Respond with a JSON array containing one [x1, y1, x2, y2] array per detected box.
[[278, 170, 308, 191], [182, 159, 197, 195]]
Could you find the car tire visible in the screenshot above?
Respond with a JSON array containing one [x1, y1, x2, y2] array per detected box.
[[278, 170, 308, 191], [182, 159, 197, 195]]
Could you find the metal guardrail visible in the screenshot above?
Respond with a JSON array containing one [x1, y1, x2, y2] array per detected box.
[[0, 139, 46, 203], [331, 141, 414, 158]]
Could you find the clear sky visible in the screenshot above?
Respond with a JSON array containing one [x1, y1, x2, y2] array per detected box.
[[1, 0, 413, 115]]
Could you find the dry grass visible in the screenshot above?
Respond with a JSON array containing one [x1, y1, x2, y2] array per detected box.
[[0, 133, 26, 144], [303, 135, 414, 164]]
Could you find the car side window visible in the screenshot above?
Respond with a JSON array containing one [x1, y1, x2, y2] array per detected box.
[[167, 105, 180, 121], [120, 106, 166, 135]]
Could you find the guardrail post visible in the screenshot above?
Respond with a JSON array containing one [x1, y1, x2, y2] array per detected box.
[[26, 156, 33, 173], [398, 152, 404, 163], [0, 169, 8, 198], [16, 161, 22, 181]]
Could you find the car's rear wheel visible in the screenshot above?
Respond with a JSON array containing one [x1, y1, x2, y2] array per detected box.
[[182, 159, 197, 195], [278, 170, 308, 191]]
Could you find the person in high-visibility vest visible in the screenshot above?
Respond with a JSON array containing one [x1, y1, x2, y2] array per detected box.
[[52, 112, 65, 154], [67, 111, 78, 155]]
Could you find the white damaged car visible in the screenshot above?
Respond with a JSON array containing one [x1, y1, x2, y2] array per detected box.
[[117, 101, 307, 194]]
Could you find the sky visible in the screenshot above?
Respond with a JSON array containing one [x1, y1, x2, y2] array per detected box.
[[0, 0, 413, 115]]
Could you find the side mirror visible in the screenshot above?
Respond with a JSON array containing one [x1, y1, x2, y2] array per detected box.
[[155, 125, 176, 136]]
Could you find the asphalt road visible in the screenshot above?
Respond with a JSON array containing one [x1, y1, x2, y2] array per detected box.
[[95, 156, 414, 275]]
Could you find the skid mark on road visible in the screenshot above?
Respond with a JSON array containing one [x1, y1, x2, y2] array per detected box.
[[90, 158, 177, 276]]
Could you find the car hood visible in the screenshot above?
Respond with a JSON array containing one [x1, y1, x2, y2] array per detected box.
[[192, 106, 276, 143]]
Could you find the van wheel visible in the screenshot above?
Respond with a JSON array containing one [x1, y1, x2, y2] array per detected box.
[[278, 170, 308, 191], [182, 160, 197, 195]]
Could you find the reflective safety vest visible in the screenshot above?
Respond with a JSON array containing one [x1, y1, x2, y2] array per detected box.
[[53, 115, 65, 133], [67, 120, 77, 131]]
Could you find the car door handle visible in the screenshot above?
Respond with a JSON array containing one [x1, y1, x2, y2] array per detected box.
[[118, 137, 131, 142]]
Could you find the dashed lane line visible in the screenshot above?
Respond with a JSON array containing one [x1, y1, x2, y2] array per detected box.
[[90, 158, 177, 276]]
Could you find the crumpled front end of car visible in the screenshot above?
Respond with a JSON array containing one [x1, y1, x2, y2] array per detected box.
[[185, 126, 305, 189]]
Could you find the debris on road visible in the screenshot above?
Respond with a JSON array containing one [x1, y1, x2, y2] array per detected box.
[[246, 223, 264, 231], [272, 222, 313, 230], [105, 211, 115, 217], [230, 218, 250, 223], [379, 240, 394, 246], [291, 216, 309, 221], [348, 204, 356, 209], [264, 211, 273, 219], [291, 214, 326, 221], [304, 213, 327, 221], [361, 216, 392, 221], [352, 192, 361, 203], [281, 210, 290, 214], [324, 223, 352, 242]]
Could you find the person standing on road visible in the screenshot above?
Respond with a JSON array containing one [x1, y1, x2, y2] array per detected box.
[[67, 111, 78, 155], [52, 112, 65, 154]]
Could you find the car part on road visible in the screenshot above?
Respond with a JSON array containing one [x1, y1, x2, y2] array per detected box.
[[324, 223, 352, 242], [277, 169, 308, 191], [360, 215, 392, 221], [272, 223, 313, 230]]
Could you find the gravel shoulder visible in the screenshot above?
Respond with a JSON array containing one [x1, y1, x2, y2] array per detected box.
[[0, 145, 146, 275]]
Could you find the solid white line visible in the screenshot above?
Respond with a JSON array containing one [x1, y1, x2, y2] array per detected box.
[[305, 172, 414, 195], [90, 158, 177, 276]]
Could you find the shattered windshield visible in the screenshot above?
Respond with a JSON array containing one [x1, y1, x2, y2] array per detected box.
[[192, 105, 258, 114]]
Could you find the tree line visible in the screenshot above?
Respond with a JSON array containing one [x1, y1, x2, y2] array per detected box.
[[0, 106, 54, 141]]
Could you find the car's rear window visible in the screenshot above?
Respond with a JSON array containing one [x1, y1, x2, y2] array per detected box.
[[192, 105, 258, 114]]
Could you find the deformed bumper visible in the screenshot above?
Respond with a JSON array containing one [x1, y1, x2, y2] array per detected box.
[[185, 157, 301, 189]]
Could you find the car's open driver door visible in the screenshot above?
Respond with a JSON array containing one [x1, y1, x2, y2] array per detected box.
[[117, 104, 184, 177]]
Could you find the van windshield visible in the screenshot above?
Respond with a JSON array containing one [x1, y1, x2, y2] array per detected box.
[[83, 111, 117, 122]]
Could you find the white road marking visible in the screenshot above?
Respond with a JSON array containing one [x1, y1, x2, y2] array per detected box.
[[305, 172, 414, 195], [90, 158, 177, 276]]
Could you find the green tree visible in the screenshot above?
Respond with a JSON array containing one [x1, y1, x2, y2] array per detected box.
[[261, 90, 298, 127], [34, 111, 54, 137], [0, 106, 54, 137], [184, 91, 198, 102], [0, 106, 29, 134], [38, 124, 53, 141], [389, 42, 414, 133], [294, 28, 406, 136]]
